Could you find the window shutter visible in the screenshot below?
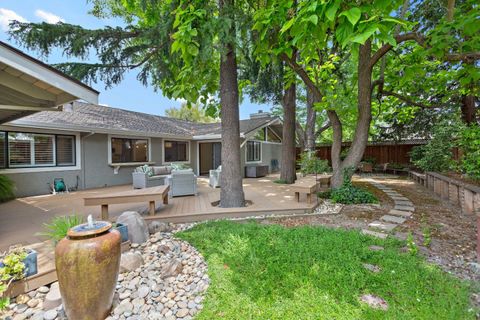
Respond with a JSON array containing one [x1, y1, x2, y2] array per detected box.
[[34, 135, 55, 165], [57, 136, 75, 165]]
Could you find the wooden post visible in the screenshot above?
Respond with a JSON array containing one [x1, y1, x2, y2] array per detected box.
[[149, 201, 156, 216], [307, 193, 312, 204], [101, 204, 109, 220], [295, 192, 300, 202]]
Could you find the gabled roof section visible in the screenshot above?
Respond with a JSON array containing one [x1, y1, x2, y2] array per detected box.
[[11, 101, 281, 139], [0, 41, 98, 124]]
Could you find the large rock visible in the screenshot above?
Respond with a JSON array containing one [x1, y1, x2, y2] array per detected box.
[[119, 252, 144, 273], [148, 221, 170, 234], [117, 211, 149, 244]]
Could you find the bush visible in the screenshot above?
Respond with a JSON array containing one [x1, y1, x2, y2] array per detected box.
[[410, 120, 462, 172], [0, 175, 15, 203], [329, 185, 378, 204], [297, 151, 330, 175], [38, 215, 84, 244], [318, 167, 378, 204], [459, 125, 480, 180]]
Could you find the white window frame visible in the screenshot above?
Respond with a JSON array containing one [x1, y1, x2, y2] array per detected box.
[[245, 140, 262, 163], [108, 135, 152, 166], [162, 139, 190, 164], [8, 132, 56, 168]]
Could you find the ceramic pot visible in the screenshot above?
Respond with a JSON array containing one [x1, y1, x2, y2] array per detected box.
[[55, 221, 121, 320]]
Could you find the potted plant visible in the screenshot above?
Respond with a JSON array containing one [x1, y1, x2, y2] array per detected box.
[[0, 248, 30, 311], [113, 223, 129, 243]]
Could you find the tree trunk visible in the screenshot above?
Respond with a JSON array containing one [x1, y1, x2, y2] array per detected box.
[[327, 110, 343, 188], [461, 95, 477, 125], [305, 87, 317, 151], [219, 0, 245, 207], [280, 82, 297, 184], [330, 41, 373, 188]]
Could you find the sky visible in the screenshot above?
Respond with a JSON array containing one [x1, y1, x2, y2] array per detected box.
[[0, 1, 271, 119]]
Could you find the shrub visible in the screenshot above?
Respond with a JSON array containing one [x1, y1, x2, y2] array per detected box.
[[459, 125, 480, 181], [38, 215, 84, 244], [297, 151, 330, 175], [0, 248, 27, 310], [329, 185, 378, 204], [0, 175, 15, 203], [410, 120, 463, 172], [319, 167, 378, 204]]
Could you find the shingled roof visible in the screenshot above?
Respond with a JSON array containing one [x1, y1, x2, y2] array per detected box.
[[12, 101, 279, 139]]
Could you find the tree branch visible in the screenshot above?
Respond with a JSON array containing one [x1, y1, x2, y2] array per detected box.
[[280, 53, 323, 101], [382, 90, 447, 109], [369, 32, 424, 69]]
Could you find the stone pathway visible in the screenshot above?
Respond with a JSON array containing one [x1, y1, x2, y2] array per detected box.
[[361, 180, 415, 239]]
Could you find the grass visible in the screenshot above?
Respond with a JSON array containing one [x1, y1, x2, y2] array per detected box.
[[177, 221, 475, 319]]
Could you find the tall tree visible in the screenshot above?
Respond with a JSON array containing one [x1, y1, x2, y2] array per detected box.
[[218, 0, 245, 207], [9, 0, 248, 207]]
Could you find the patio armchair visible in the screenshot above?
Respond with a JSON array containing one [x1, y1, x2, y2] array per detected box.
[[209, 166, 221, 188], [166, 169, 197, 197]]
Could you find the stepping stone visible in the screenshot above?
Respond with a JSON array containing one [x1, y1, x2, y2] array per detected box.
[[368, 221, 397, 232], [368, 245, 384, 251], [394, 205, 415, 212], [380, 215, 406, 224], [359, 294, 389, 310], [394, 200, 413, 206], [388, 209, 413, 217], [363, 263, 381, 273], [362, 229, 388, 239], [391, 196, 408, 201]]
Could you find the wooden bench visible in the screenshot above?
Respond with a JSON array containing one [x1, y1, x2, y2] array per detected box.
[[84, 185, 170, 219], [290, 179, 319, 204]]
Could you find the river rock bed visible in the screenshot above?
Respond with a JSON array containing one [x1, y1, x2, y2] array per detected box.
[[2, 224, 209, 320]]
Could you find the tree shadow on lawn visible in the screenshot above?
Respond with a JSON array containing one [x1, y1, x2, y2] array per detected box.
[[177, 220, 474, 319]]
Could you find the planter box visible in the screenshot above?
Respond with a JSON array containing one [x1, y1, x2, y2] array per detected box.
[[245, 165, 269, 178], [115, 223, 129, 243], [0, 249, 38, 278]]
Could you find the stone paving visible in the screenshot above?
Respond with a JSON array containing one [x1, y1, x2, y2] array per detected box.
[[361, 180, 415, 239]]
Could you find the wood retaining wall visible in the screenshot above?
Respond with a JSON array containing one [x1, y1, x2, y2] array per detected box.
[[410, 171, 480, 215]]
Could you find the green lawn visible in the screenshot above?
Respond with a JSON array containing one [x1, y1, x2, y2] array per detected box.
[[177, 221, 475, 320]]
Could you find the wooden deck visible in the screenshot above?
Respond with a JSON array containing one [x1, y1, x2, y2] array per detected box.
[[0, 174, 319, 296]]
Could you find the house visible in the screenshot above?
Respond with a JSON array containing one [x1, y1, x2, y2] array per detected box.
[[0, 102, 283, 197], [0, 40, 282, 197]]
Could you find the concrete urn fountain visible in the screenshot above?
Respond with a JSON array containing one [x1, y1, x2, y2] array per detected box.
[[55, 215, 121, 320]]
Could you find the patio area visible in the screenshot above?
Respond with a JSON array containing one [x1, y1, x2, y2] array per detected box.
[[0, 175, 318, 251]]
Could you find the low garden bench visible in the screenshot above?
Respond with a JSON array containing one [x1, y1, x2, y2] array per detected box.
[[290, 179, 320, 204], [84, 185, 170, 219]]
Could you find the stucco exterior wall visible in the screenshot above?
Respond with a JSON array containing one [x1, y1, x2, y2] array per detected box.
[[240, 140, 282, 177]]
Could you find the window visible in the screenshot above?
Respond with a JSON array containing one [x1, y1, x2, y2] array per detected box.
[[111, 138, 149, 163], [266, 127, 281, 143], [246, 141, 261, 162], [0, 132, 5, 169], [8, 132, 55, 167], [164, 140, 189, 162], [253, 128, 266, 141], [0, 131, 76, 169], [56, 136, 75, 166]]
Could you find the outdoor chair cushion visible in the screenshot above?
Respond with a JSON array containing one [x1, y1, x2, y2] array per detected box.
[[153, 166, 172, 176]]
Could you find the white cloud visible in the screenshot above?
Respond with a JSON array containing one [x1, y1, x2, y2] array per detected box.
[[35, 9, 64, 24], [0, 8, 27, 31]]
